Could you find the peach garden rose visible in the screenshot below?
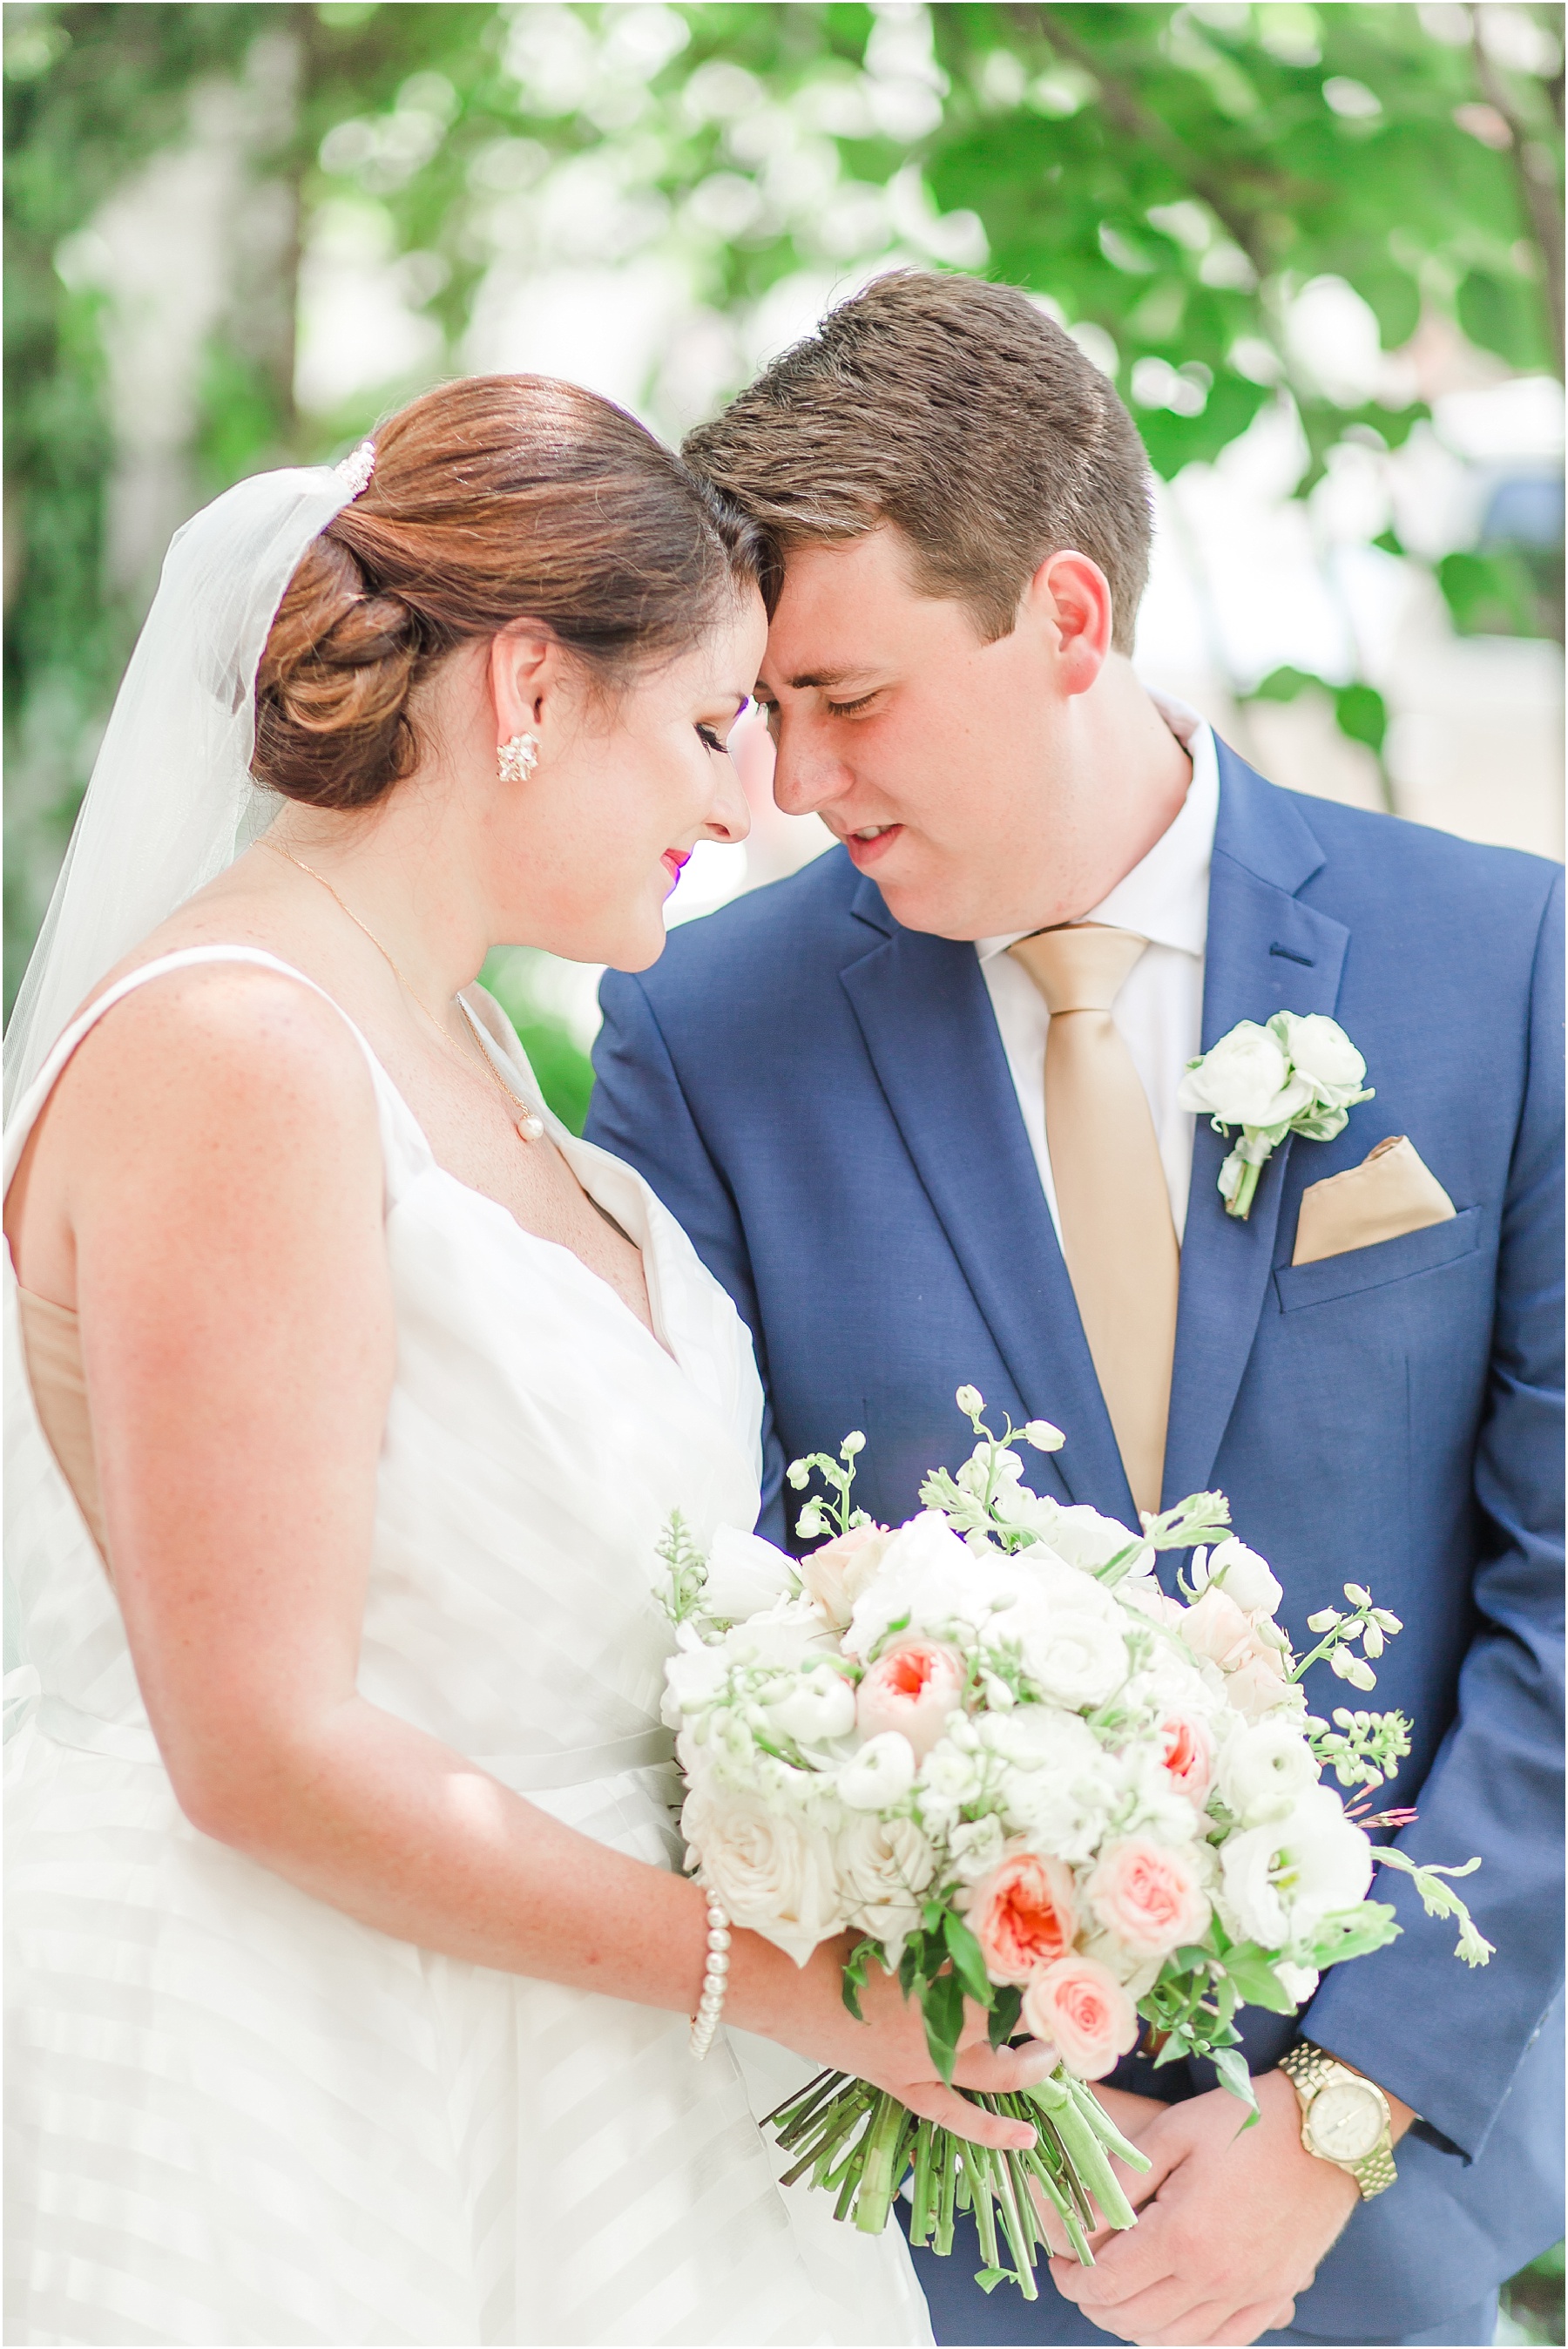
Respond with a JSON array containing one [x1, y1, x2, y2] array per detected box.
[[965, 1851, 1078, 1985]]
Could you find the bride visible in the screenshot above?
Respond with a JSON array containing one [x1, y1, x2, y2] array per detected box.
[[3, 374, 1050, 2347]]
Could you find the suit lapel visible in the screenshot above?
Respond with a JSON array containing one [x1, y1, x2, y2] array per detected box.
[[839, 883, 1133, 1514], [1164, 748, 1348, 1503]]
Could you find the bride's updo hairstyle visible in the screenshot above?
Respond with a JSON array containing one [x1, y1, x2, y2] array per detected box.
[[253, 374, 760, 809]]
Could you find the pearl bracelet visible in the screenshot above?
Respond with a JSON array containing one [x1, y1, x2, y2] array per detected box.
[[689, 1894, 731, 2060]]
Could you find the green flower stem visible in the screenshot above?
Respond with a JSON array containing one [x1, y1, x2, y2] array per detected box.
[[936, 2129, 959, 2256], [1225, 1154, 1265, 1220], [853, 2092, 907, 2234], [968, 2149, 1001, 2274], [1067, 2075, 1149, 2170], [767, 2067, 1145, 2295], [1052, 2096, 1138, 2231], [909, 2118, 937, 2246], [989, 2143, 1040, 2298]]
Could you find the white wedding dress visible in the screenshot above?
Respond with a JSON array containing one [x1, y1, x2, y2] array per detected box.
[[4, 944, 932, 2349]]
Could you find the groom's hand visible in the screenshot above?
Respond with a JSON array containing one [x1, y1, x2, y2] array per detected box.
[[1048, 2070, 1369, 2346]]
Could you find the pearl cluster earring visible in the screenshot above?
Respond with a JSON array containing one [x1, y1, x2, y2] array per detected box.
[[497, 732, 540, 784]]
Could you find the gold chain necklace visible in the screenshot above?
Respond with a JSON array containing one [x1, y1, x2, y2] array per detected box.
[[260, 836, 546, 1144]]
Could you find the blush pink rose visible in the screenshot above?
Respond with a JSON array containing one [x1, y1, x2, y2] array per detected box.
[[965, 1852, 1078, 1986], [1159, 1712, 1213, 1807], [800, 1522, 891, 1631], [855, 1638, 965, 1760], [1021, 1955, 1139, 2080], [1085, 1838, 1212, 1960], [1180, 1587, 1290, 1720]]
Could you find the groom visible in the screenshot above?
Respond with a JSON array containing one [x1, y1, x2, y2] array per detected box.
[[585, 273, 1564, 2348]]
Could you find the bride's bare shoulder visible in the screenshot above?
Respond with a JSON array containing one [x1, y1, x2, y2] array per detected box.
[[10, 944, 379, 1242]]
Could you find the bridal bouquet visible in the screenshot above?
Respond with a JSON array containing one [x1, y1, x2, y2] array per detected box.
[[656, 1391, 1490, 2298]]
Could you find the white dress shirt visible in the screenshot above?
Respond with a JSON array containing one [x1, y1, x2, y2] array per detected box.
[[977, 696, 1218, 1244]]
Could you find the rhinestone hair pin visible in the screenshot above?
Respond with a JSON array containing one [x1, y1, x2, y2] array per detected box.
[[333, 440, 376, 498]]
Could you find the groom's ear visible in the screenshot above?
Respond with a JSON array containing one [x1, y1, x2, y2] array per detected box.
[[1023, 551, 1114, 698]]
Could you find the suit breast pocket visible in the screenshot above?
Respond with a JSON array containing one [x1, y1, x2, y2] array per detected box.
[[1272, 1206, 1484, 1315]]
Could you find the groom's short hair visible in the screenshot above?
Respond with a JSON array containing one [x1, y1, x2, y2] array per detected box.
[[683, 271, 1152, 653]]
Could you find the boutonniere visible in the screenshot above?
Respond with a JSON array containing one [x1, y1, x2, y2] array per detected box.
[[1179, 1012, 1373, 1221]]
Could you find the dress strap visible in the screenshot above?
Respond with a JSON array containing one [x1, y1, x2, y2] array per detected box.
[[3, 944, 432, 1203]]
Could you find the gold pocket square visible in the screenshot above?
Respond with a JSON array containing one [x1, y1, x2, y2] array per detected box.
[[1292, 1136, 1456, 1267]]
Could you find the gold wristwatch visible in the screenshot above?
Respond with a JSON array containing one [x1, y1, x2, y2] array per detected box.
[[1279, 2041, 1397, 2198]]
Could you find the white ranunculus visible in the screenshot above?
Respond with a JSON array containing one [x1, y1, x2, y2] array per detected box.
[[702, 1526, 799, 1621], [766, 1663, 859, 1746], [837, 1812, 936, 1960], [1198, 1537, 1284, 1621], [1220, 1784, 1373, 1949], [1022, 1611, 1129, 1712], [1178, 1021, 1314, 1129], [681, 1783, 847, 1965], [1218, 1718, 1321, 1826], [837, 1730, 917, 1811], [1279, 1012, 1368, 1107]]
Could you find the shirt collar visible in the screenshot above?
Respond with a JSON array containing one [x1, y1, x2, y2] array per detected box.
[[977, 693, 1218, 966]]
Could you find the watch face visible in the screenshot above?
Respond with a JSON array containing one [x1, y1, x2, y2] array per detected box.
[[1307, 2081, 1384, 2163]]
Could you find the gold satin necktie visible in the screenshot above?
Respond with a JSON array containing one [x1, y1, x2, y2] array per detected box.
[[1009, 924, 1179, 1518]]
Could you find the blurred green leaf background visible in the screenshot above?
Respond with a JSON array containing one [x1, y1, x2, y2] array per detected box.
[[5, 1, 1563, 1158]]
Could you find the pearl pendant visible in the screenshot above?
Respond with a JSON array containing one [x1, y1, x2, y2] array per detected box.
[[517, 1112, 545, 1143]]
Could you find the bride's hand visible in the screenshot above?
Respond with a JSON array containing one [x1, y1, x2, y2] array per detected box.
[[730, 1932, 1056, 2152]]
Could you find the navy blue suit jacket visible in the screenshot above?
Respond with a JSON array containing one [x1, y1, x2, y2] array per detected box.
[[588, 748, 1564, 2336]]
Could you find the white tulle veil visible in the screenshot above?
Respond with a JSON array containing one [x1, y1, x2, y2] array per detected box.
[[4, 461, 362, 1110]]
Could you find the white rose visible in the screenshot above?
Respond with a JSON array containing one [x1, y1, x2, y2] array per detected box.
[[837, 1812, 936, 1959], [1220, 1785, 1373, 1949], [1178, 1021, 1314, 1129], [1196, 1537, 1283, 1622], [682, 1784, 847, 1965], [837, 1730, 917, 1811], [1218, 1718, 1321, 1826], [766, 1663, 859, 1746], [701, 1526, 799, 1621], [1279, 1012, 1368, 1107]]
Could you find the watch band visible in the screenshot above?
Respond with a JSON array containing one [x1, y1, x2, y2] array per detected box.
[[1279, 2041, 1397, 2199]]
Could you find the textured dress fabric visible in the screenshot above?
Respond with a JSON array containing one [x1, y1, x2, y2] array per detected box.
[[4, 945, 931, 2349]]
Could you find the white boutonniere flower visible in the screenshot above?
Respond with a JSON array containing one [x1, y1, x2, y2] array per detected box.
[[1179, 1011, 1373, 1220]]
